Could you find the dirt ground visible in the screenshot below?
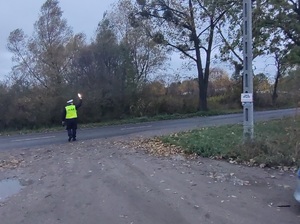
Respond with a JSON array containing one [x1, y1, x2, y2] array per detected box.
[[0, 136, 299, 224]]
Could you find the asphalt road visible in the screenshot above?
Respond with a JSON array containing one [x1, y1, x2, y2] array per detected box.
[[0, 108, 298, 151]]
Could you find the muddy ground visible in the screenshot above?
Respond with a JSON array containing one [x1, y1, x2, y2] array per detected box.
[[0, 136, 299, 224]]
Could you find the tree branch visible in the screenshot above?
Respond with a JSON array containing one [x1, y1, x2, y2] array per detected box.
[[217, 25, 243, 62]]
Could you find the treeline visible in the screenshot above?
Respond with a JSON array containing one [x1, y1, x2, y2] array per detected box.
[[0, 65, 299, 131], [0, 0, 300, 131]]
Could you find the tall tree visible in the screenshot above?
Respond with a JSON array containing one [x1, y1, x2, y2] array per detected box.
[[131, 0, 236, 111], [268, 45, 291, 105], [266, 0, 300, 48], [220, 0, 300, 73], [264, 0, 300, 67], [7, 29, 47, 87], [7, 0, 81, 94], [71, 18, 134, 119], [217, 0, 271, 77], [108, 0, 169, 86]]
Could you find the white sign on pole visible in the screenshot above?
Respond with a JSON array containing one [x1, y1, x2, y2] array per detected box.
[[241, 93, 253, 103]]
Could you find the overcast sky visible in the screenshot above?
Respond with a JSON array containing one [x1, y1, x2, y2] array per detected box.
[[0, 0, 275, 81], [0, 0, 117, 79]]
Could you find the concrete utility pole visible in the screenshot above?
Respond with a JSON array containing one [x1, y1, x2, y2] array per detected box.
[[241, 0, 254, 140]]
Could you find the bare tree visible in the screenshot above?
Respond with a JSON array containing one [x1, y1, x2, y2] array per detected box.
[[7, 0, 82, 94], [7, 29, 48, 87]]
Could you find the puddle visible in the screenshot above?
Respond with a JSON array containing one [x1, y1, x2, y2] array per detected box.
[[0, 179, 23, 202]]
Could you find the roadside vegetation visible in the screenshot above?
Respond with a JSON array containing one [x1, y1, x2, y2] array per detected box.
[[159, 115, 300, 168]]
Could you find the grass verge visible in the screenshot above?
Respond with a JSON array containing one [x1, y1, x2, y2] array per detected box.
[[160, 116, 300, 168]]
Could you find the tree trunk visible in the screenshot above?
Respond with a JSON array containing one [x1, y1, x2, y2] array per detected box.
[[272, 71, 280, 105], [189, 0, 208, 111], [198, 81, 208, 111], [195, 55, 208, 111]]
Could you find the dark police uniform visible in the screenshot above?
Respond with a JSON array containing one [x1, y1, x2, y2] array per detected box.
[[62, 99, 82, 141]]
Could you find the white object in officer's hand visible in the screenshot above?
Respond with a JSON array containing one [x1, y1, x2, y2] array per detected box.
[[78, 93, 82, 99]]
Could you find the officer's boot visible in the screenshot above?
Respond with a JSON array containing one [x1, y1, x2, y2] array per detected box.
[[72, 129, 77, 141], [67, 129, 72, 142]]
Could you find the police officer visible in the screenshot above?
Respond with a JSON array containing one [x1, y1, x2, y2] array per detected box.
[[62, 94, 82, 142]]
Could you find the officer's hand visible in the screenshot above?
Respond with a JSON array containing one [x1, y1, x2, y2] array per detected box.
[[62, 121, 65, 127]]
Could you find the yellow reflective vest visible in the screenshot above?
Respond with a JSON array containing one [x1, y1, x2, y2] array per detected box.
[[65, 105, 77, 119]]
